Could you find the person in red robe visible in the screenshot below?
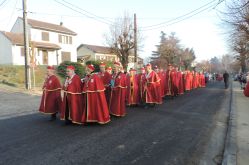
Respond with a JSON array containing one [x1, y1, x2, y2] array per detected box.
[[199, 72, 206, 87], [189, 71, 193, 90], [144, 63, 162, 106], [244, 81, 249, 97], [82, 64, 110, 124], [109, 62, 127, 117], [165, 64, 175, 97], [39, 66, 62, 121], [154, 66, 163, 98], [137, 67, 147, 106], [175, 67, 184, 95], [126, 68, 139, 106], [60, 65, 84, 125], [106, 67, 112, 75], [192, 71, 198, 89], [160, 68, 166, 98], [97, 62, 112, 106], [184, 70, 191, 91]]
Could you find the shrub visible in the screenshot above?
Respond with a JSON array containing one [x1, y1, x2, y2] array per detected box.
[[85, 60, 114, 72], [57, 61, 85, 78]]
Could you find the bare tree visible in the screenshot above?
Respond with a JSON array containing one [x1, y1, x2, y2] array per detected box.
[[105, 12, 143, 71], [222, 0, 249, 72]]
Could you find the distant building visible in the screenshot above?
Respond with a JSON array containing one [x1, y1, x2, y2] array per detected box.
[[77, 44, 144, 69], [0, 17, 77, 65]]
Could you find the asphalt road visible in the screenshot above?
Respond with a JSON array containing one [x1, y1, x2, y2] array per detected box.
[[0, 82, 230, 165]]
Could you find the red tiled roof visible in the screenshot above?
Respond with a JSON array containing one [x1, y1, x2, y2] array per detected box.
[[1, 31, 61, 50], [77, 44, 116, 54], [18, 17, 77, 36]]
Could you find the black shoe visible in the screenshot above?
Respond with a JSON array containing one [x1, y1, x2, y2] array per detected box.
[[65, 120, 72, 125], [49, 114, 56, 121]]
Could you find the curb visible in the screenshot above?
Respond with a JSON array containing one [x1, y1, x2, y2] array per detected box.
[[222, 81, 237, 165]]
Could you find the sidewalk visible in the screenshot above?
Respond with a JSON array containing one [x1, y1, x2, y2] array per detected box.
[[223, 81, 249, 165], [234, 82, 249, 165]]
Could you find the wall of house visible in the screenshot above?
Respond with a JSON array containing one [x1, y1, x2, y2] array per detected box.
[[77, 46, 95, 60], [0, 33, 13, 64], [35, 49, 58, 65], [12, 45, 25, 65], [11, 17, 31, 34], [30, 29, 77, 64]]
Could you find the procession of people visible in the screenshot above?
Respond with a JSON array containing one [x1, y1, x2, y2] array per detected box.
[[39, 62, 207, 125]]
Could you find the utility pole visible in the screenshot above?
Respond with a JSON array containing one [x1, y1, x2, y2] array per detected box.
[[22, 0, 31, 89], [134, 13, 137, 69]]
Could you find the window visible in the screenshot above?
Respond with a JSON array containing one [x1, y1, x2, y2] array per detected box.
[[42, 50, 48, 65], [58, 34, 72, 44], [106, 56, 115, 61], [20, 47, 24, 56], [61, 51, 71, 62], [42, 32, 49, 41]]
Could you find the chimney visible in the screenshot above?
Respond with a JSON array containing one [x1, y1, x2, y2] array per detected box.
[[60, 22, 63, 26]]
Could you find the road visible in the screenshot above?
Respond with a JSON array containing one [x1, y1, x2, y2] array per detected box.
[[0, 82, 230, 165]]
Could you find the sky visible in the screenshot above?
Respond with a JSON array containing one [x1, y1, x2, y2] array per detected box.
[[0, 0, 229, 62]]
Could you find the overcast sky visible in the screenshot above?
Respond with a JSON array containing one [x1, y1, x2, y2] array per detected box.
[[0, 0, 229, 62]]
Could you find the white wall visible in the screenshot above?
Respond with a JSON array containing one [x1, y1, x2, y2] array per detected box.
[[0, 33, 13, 65], [12, 46, 25, 65]]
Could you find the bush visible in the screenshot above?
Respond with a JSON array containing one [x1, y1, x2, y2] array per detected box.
[[57, 61, 85, 78], [85, 60, 114, 72]]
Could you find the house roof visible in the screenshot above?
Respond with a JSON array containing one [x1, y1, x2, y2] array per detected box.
[[1, 31, 61, 50], [18, 17, 77, 36], [32, 41, 61, 50], [77, 44, 116, 54], [1, 31, 23, 45]]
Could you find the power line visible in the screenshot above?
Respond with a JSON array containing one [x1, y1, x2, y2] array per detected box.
[[54, 0, 114, 26], [61, 0, 114, 24], [140, 0, 221, 30], [6, 0, 18, 27], [0, 0, 10, 9], [140, 0, 224, 31], [0, 0, 8, 7]]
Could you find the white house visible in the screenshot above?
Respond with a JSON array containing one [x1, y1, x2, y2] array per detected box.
[[0, 17, 77, 65], [77, 44, 144, 69]]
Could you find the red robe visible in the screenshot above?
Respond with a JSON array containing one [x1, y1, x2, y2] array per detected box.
[[158, 71, 166, 97], [145, 71, 162, 104], [176, 71, 184, 95], [189, 72, 193, 90], [192, 73, 198, 89], [60, 74, 84, 124], [39, 75, 61, 114], [185, 71, 191, 91], [199, 73, 206, 87], [244, 82, 249, 97], [165, 70, 173, 96], [109, 72, 127, 117], [137, 73, 146, 104], [126, 74, 139, 105], [97, 71, 112, 106], [82, 73, 110, 124]]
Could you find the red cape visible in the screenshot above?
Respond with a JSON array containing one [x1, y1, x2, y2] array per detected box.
[[158, 71, 166, 97], [97, 71, 112, 106], [60, 74, 84, 124], [39, 75, 62, 114], [109, 72, 127, 117], [82, 73, 110, 124], [175, 71, 184, 95], [137, 73, 147, 104], [145, 71, 162, 104], [244, 82, 249, 97]]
